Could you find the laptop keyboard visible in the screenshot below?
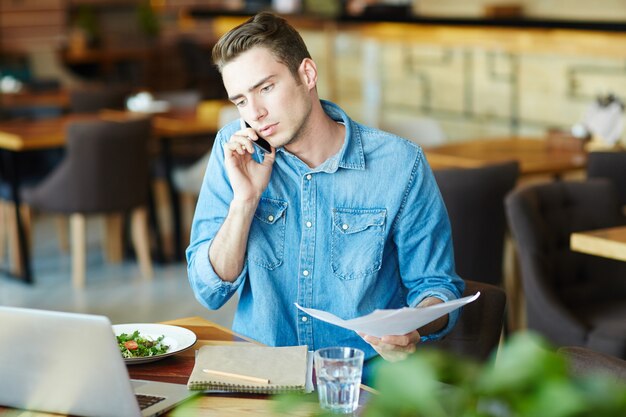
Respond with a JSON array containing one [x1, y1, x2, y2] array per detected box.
[[136, 394, 166, 410]]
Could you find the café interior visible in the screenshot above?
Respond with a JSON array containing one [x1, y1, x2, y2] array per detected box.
[[0, 0, 625, 415]]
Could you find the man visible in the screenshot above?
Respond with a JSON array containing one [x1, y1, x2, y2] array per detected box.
[[186, 12, 464, 372]]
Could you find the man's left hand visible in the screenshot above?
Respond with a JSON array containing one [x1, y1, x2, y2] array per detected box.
[[359, 297, 446, 362], [359, 330, 421, 362]]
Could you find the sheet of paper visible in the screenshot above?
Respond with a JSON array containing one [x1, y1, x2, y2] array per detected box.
[[295, 292, 480, 337]]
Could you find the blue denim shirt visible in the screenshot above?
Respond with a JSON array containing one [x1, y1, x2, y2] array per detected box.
[[187, 100, 464, 361]]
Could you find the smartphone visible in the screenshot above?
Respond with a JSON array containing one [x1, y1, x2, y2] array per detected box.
[[243, 120, 272, 153]]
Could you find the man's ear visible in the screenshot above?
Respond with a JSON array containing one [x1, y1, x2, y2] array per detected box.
[[299, 58, 318, 90]]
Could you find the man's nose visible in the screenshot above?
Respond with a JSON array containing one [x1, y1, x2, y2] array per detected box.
[[249, 99, 267, 122]]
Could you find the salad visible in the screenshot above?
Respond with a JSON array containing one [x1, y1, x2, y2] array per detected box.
[[117, 330, 169, 358]]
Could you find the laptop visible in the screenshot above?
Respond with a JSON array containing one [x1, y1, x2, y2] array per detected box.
[[0, 306, 198, 417]]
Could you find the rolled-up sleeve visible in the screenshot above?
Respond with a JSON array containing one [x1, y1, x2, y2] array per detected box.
[[186, 123, 247, 310]]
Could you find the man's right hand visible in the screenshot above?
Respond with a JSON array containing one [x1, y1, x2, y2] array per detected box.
[[224, 126, 276, 203]]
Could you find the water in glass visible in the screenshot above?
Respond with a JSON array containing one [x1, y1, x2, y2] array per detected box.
[[315, 347, 363, 414]]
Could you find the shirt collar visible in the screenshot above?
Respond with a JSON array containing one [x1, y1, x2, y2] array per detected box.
[[320, 100, 365, 173], [275, 100, 366, 173]]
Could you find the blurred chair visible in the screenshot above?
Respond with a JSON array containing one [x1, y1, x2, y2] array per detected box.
[[380, 115, 447, 147], [152, 89, 205, 169], [148, 90, 205, 258], [433, 161, 519, 286], [171, 105, 239, 244], [586, 151, 626, 215], [22, 118, 154, 288], [27, 45, 85, 88], [0, 149, 66, 271], [0, 106, 65, 273], [558, 346, 626, 382], [177, 37, 226, 100], [505, 179, 626, 358], [427, 280, 506, 362], [69, 85, 129, 113]]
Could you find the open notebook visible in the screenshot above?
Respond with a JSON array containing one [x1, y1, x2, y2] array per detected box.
[[188, 344, 309, 394], [0, 306, 197, 417]]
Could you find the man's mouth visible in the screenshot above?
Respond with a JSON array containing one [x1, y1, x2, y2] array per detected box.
[[260, 123, 277, 137]]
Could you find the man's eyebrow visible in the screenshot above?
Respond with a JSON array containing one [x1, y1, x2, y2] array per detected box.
[[228, 75, 275, 102]]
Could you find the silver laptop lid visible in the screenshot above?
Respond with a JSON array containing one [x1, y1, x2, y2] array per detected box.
[[0, 306, 142, 417]]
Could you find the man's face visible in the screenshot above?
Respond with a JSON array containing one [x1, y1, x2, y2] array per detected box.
[[222, 46, 312, 149]]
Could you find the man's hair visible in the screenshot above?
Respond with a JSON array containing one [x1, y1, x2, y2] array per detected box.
[[212, 12, 311, 78]]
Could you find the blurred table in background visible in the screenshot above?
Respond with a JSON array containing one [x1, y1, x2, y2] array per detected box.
[[1, 89, 69, 111], [571, 226, 626, 262], [425, 137, 587, 179]]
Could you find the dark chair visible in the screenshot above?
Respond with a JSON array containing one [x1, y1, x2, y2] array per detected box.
[[433, 161, 519, 286], [427, 280, 506, 362], [22, 118, 154, 287], [177, 37, 226, 100], [151, 89, 206, 169], [0, 100, 65, 274], [558, 346, 626, 382], [505, 179, 626, 358], [0, 148, 65, 271], [586, 151, 626, 214], [69, 85, 129, 113]]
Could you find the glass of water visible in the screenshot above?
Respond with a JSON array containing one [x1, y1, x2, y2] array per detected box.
[[314, 347, 364, 414]]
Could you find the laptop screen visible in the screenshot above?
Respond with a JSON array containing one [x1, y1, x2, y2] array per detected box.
[[0, 307, 144, 417]]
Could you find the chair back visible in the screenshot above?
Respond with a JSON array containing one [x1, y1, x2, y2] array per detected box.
[[428, 280, 506, 362], [434, 161, 519, 286], [558, 346, 626, 382], [586, 151, 626, 210], [177, 37, 226, 100], [505, 179, 626, 348], [23, 117, 152, 214]]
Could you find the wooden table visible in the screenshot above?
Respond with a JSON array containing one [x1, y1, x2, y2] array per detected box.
[[0, 105, 226, 283], [425, 137, 587, 178], [570, 225, 626, 262], [0, 89, 69, 110], [0, 316, 372, 416]]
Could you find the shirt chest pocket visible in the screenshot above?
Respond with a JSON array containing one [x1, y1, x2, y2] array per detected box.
[[248, 197, 288, 270], [331, 208, 387, 280]]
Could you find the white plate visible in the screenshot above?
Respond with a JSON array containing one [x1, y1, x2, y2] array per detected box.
[[113, 323, 197, 365]]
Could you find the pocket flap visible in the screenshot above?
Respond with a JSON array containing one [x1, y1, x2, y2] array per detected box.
[[333, 208, 386, 234], [254, 197, 288, 225]]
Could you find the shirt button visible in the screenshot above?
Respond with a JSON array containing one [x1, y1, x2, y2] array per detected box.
[[267, 215, 274, 222], [303, 270, 309, 277], [301, 316, 308, 322], [306, 221, 312, 228], [306, 174, 312, 180], [342, 224, 349, 230]]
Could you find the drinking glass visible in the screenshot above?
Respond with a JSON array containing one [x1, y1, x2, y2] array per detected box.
[[314, 347, 364, 414]]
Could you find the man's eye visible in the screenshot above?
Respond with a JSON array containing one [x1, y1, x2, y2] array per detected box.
[[235, 99, 246, 107], [261, 84, 273, 93]]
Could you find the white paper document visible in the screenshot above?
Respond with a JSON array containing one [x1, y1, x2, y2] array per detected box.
[[295, 292, 480, 337]]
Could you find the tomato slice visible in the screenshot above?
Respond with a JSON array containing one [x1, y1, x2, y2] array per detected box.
[[124, 340, 139, 350]]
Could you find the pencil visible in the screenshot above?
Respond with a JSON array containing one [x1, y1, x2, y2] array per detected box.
[[202, 369, 270, 384]]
